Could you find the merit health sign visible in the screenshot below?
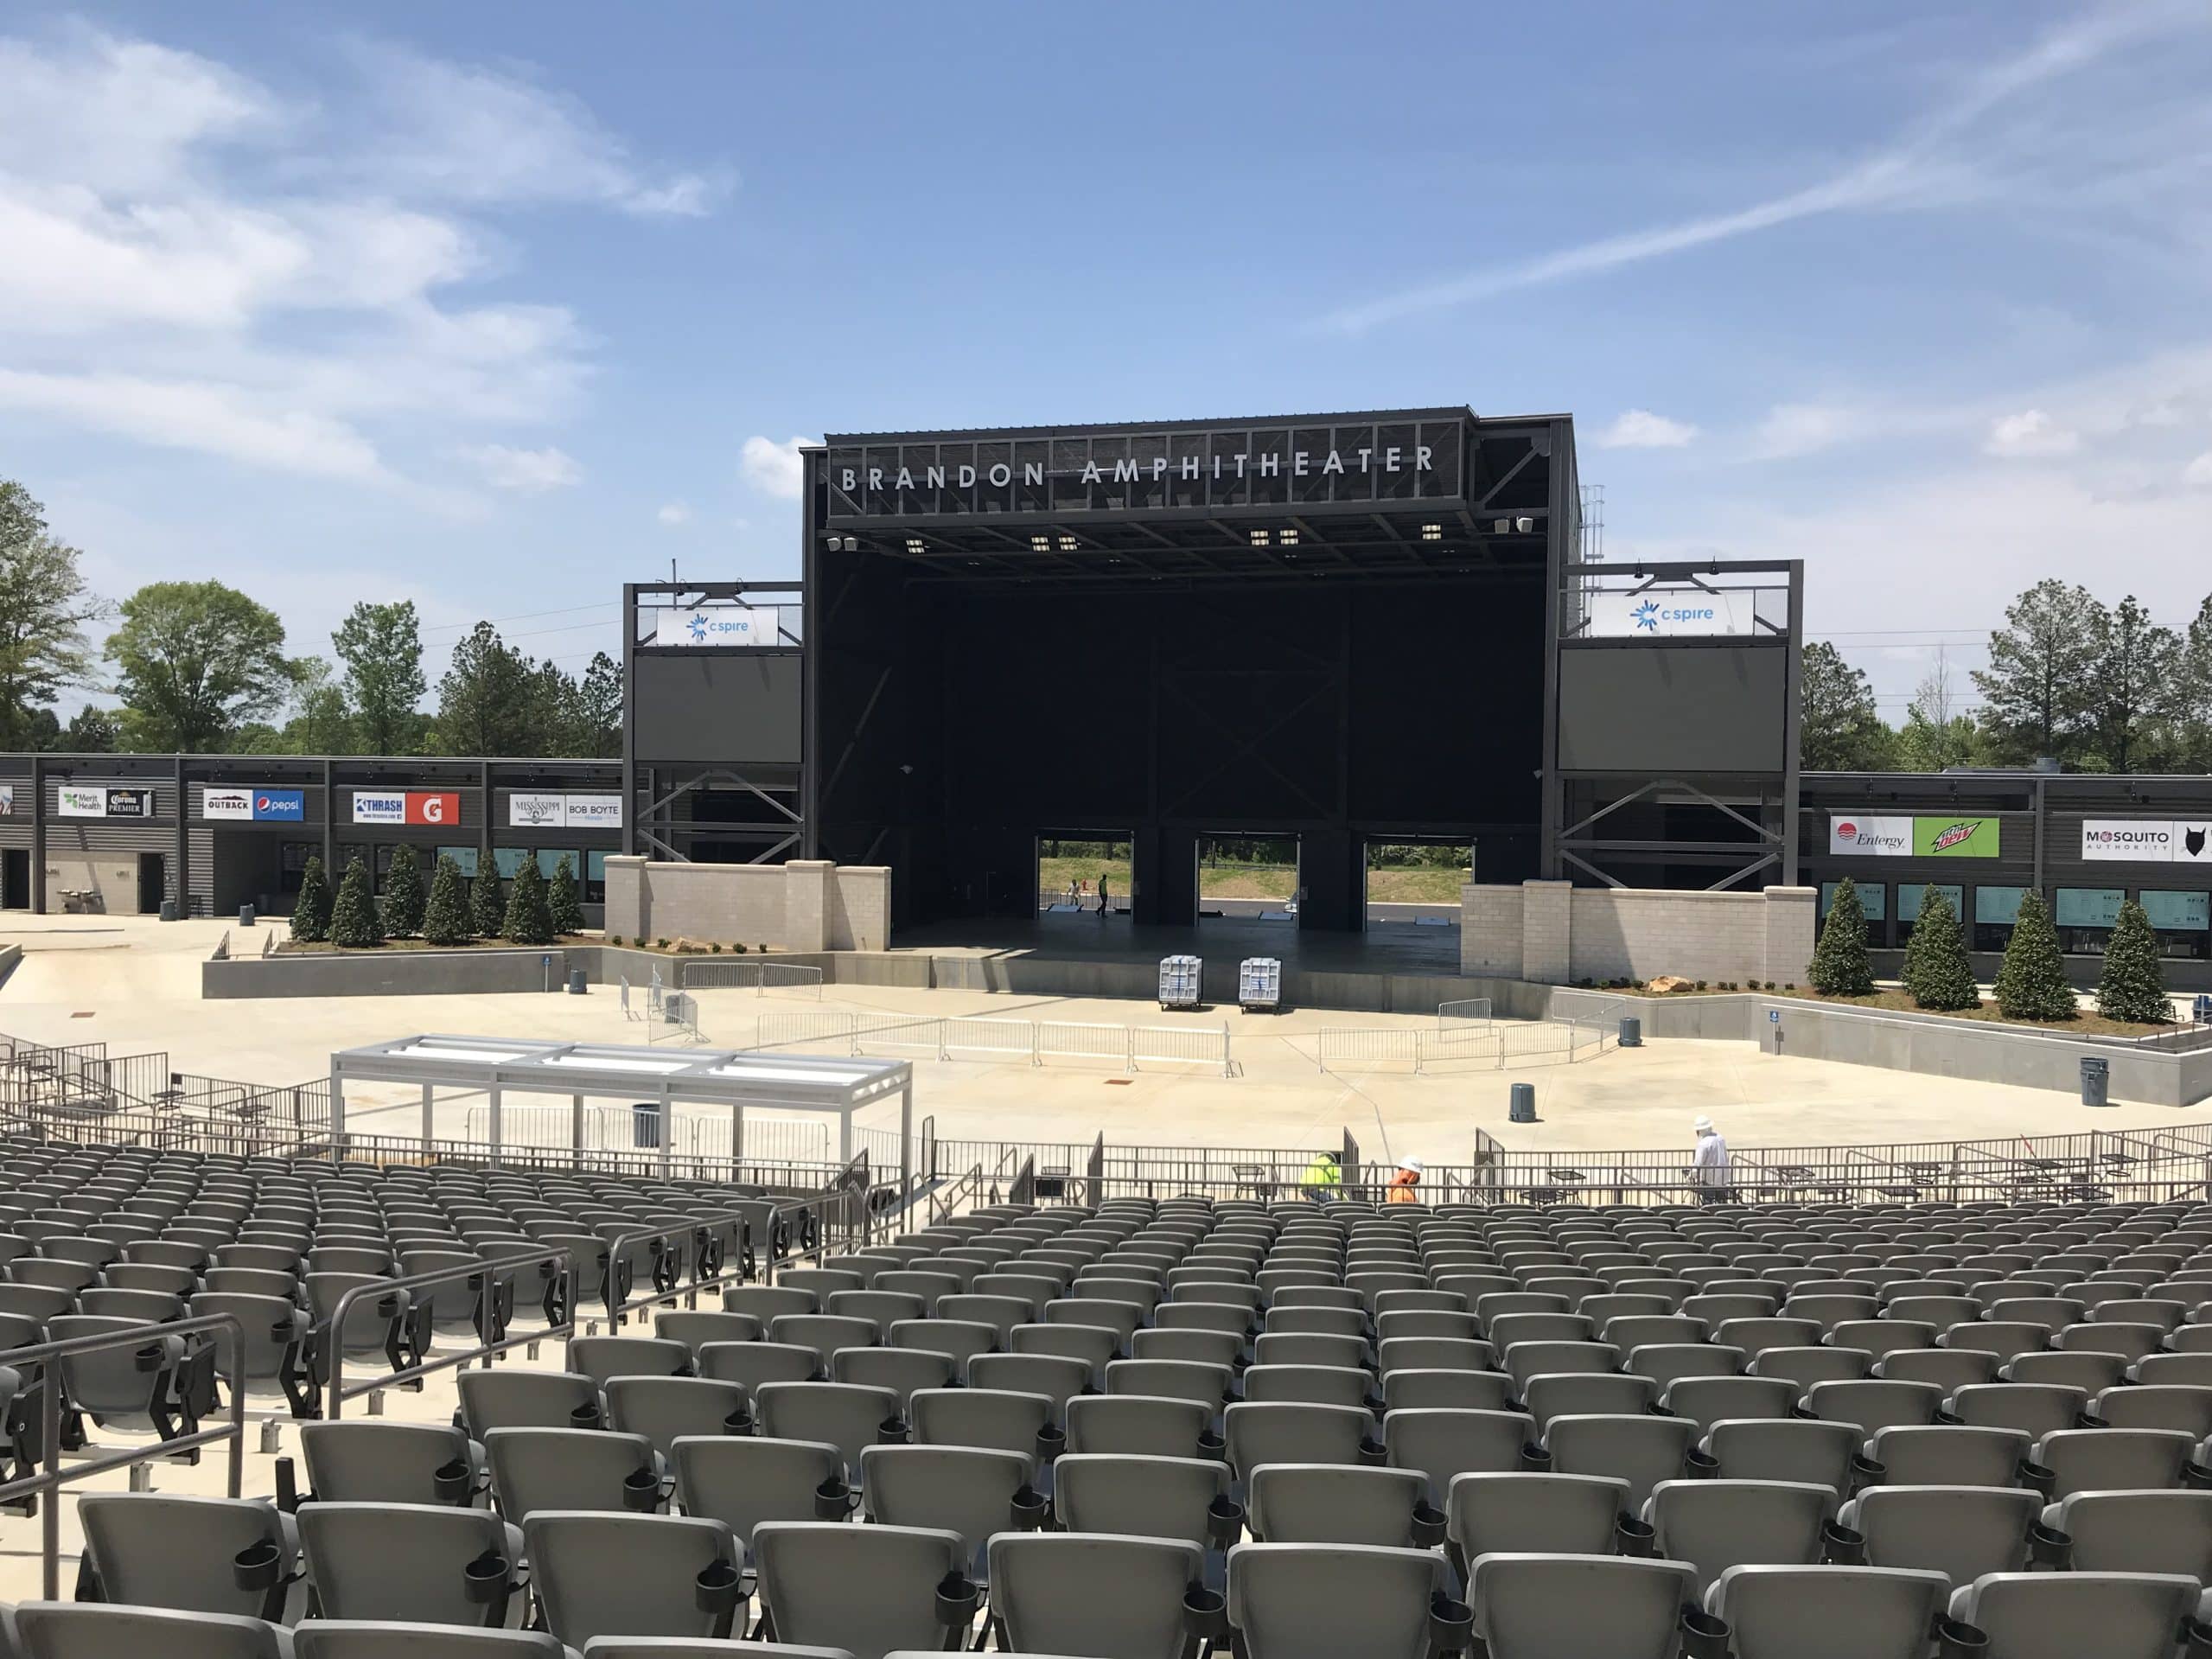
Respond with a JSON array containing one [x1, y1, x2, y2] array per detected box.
[[2081, 819, 2212, 864], [1829, 814, 2002, 858]]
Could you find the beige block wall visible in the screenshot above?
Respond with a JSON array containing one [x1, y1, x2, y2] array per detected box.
[[1460, 879, 1817, 986], [602, 856, 893, 951], [43, 855, 137, 913]]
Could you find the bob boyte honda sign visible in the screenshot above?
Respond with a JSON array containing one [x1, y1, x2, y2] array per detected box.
[[1584, 589, 1752, 638], [653, 608, 767, 648], [508, 792, 623, 828]]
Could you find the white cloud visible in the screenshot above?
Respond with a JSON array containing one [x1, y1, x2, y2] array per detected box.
[[2187, 452, 2212, 488], [656, 501, 691, 526], [1984, 408, 2080, 456], [1748, 403, 1864, 460], [463, 443, 580, 492], [740, 435, 813, 501], [1594, 409, 1699, 450], [1320, 3, 2201, 331], [0, 26, 719, 484]]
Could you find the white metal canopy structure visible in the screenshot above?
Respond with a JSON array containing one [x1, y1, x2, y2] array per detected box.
[[328, 1035, 913, 1188]]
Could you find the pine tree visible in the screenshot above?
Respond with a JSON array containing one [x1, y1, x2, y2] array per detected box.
[[1909, 888, 1980, 1011], [290, 854, 331, 942], [328, 854, 384, 948], [2096, 898, 2172, 1025], [382, 843, 425, 937], [1994, 890, 2075, 1022], [548, 853, 584, 935], [501, 855, 555, 944], [1808, 877, 1875, 996], [470, 862, 505, 938], [423, 855, 473, 947]]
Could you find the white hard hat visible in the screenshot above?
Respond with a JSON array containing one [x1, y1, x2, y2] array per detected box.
[[1404, 1158, 1425, 1174], [1692, 1116, 1714, 1133]]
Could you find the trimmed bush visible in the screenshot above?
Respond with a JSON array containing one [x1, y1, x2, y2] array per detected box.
[[1808, 877, 1875, 996], [290, 855, 331, 942], [548, 854, 584, 935], [381, 843, 425, 937], [502, 856, 556, 945], [328, 854, 383, 948], [470, 864, 505, 939], [423, 855, 473, 947], [1907, 886, 1979, 1011], [2097, 898, 2172, 1025], [1994, 890, 2075, 1022]]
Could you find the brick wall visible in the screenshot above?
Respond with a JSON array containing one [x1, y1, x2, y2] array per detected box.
[[1461, 880, 1816, 985]]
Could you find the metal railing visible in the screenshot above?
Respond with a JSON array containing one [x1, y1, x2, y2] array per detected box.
[[751, 1011, 1233, 1077], [1316, 1019, 1609, 1073], [0, 1312, 249, 1598], [458, 1105, 831, 1170], [1437, 998, 1495, 1027], [325, 1248, 572, 1420], [678, 960, 826, 999]]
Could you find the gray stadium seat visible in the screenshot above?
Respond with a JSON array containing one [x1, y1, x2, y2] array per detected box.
[[296, 1501, 528, 1628], [524, 1511, 744, 1649], [1226, 1542, 1447, 1659], [1704, 1565, 1954, 1659]]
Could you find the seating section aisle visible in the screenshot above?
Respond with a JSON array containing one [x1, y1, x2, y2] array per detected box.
[[7, 1145, 2212, 1658]]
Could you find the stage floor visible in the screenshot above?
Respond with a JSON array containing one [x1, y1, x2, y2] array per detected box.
[[890, 910, 1465, 977]]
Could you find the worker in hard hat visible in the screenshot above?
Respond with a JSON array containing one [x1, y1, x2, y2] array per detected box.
[[1386, 1157, 1424, 1203]]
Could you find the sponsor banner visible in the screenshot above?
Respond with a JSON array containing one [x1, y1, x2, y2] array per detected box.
[[56, 786, 106, 818], [252, 789, 304, 822], [2081, 819, 2212, 864], [507, 792, 566, 829], [1584, 589, 1752, 638], [653, 607, 768, 648], [564, 793, 622, 828], [1828, 814, 1910, 857], [405, 792, 458, 826], [202, 788, 253, 821], [103, 787, 150, 817], [0, 783, 12, 816], [352, 791, 405, 825], [1914, 816, 1999, 858]]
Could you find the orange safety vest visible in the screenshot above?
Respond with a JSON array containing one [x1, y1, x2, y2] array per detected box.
[[1386, 1170, 1419, 1203]]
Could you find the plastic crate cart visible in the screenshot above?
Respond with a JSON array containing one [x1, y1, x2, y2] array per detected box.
[[1157, 954, 1202, 1011], [1238, 957, 1283, 1012]]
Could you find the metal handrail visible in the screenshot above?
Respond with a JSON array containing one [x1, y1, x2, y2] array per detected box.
[[325, 1247, 573, 1420], [0, 1311, 249, 1598], [599, 1210, 757, 1332]]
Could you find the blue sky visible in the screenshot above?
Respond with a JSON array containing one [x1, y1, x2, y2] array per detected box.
[[3, 2, 2209, 720]]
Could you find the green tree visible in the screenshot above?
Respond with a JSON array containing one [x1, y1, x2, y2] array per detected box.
[[382, 843, 425, 937], [1993, 890, 2074, 1022], [105, 580, 294, 751], [328, 854, 384, 948], [501, 855, 555, 944], [1809, 877, 1875, 996], [432, 622, 534, 756], [548, 853, 584, 935], [1800, 641, 1898, 770], [0, 480, 106, 748], [290, 854, 332, 942], [49, 707, 120, 752], [577, 651, 622, 756], [2177, 595, 2212, 772], [1972, 579, 2100, 765], [469, 861, 506, 938], [281, 659, 354, 754], [333, 600, 426, 756], [2096, 899, 2172, 1025], [1907, 887, 1979, 1011], [423, 855, 473, 946], [2083, 595, 2183, 773]]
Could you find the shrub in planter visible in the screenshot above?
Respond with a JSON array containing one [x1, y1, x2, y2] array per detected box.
[[548, 855, 584, 936], [1809, 877, 1874, 996], [291, 856, 332, 942], [1994, 891, 2075, 1022], [423, 855, 473, 947], [382, 844, 425, 938], [2097, 898, 2172, 1025], [501, 857, 556, 946], [470, 865, 504, 939], [329, 855, 383, 948], [1907, 887, 1979, 1012]]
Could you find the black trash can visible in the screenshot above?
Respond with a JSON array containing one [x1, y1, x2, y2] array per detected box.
[[239, 903, 256, 927], [2080, 1057, 2109, 1108], [1619, 1016, 1642, 1049], [1508, 1082, 1537, 1124], [158, 899, 178, 922], [567, 969, 588, 995], [633, 1100, 662, 1148]]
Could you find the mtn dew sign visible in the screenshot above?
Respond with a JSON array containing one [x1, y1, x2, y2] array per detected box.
[[1913, 817, 2000, 858]]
